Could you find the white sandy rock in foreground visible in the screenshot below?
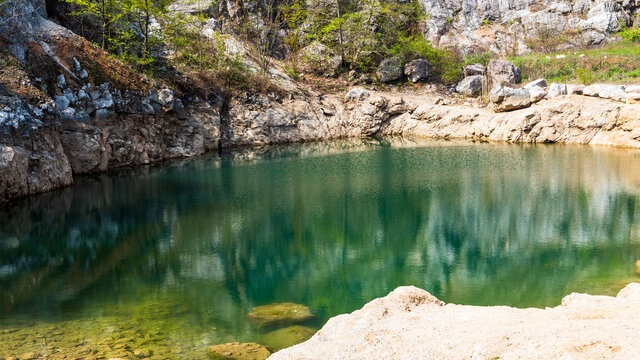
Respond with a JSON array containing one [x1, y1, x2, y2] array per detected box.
[[269, 284, 640, 360]]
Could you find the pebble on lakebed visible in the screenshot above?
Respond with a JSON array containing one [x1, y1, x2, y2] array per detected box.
[[207, 342, 271, 360], [246, 303, 315, 327], [260, 325, 317, 351]]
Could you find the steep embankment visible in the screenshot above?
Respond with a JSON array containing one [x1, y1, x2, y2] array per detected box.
[[269, 283, 640, 359], [3, 0, 640, 203], [5, 78, 640, 202]]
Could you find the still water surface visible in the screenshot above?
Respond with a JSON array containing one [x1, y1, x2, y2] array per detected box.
[[2, 137, 640, 358]]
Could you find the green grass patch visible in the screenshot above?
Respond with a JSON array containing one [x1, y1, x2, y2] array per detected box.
[[509, 40, 640, 84]]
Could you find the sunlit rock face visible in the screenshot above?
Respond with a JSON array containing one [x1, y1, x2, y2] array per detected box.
[[418, 0, 636, 55], [268, 284, 640, 359]]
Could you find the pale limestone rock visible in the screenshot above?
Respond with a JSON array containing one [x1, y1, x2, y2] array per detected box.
[[462, 63, 486, 77], [547, 83, 567, 97], [524, 79, 547, 89], [529, 86, 547, 103], [456, 75, 485, 97], [567, 84, 586, 94], [487, 59, 521, 85], [489, 84, 531, 112], [269, 283, 640, 360], [345, 87, 370, 101]]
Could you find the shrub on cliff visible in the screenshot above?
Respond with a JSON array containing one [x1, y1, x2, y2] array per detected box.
[[64, 0, 170, 68]]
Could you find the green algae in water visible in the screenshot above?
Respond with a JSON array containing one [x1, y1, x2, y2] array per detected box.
[[2, 138, 640, 359]]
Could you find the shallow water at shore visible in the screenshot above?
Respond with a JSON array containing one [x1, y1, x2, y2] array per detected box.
[[2, 137, 640, 359]]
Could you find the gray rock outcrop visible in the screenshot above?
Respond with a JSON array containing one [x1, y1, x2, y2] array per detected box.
[[547, 83, 567, 97], [376, 57, 404, 83], [417, 0, 637, 56], [456, 75, 485, 97], [524, 79, 547, 89], [489, 84, 531, 111], [462, 63, 486, 77], [403, 59, 431, 83], [488, 60, 521, 85]]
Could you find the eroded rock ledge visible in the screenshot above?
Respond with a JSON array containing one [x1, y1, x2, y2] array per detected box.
[[269, 283, 640, 360], [3, 86, 640, 202]]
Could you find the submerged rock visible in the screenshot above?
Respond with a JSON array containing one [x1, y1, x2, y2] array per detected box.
[[260, 325, 317, 351], [207, 342, 270, 360], [247, 303, 315, 327]]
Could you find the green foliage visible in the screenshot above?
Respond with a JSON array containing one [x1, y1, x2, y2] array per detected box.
[[618, 27, 640, 43], [64, 0, 122, 49], [576, 67, 594, 85], [464, 51, 493, 66], [162, 13, 255, 92], [509, 40, 640, 84], [388, 35, 462, 84], [65, 0, 170, 68]]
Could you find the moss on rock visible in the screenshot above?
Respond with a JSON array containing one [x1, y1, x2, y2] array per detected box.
[[260, 325, 317, 351], [246, 303, 315, 328]]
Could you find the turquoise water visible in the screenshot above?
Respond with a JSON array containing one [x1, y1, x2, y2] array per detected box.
[[2, 137, 640, 359]]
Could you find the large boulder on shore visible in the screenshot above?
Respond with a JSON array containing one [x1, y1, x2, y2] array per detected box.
[[269, 283, 640, 360], [207, 342, 270, 360], [403, 59, 431, 83], [456, 75, 485, 97], [489, 84, 532, 112], [487, 59, 521, 85], [247, 302, 315, 327], [376, 57, 404, 82]]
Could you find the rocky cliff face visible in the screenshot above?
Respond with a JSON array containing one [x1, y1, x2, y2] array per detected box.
[[420, 0, 638, 55], [3, 0, 640, 203]]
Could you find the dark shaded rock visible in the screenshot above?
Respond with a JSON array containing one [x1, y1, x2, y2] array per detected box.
[[376, 57, 403, 83], [462, 63, 486, 77], [403, 59, 431, 83]]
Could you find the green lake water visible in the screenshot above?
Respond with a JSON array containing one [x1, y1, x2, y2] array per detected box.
[[2, 137, 640, 359]]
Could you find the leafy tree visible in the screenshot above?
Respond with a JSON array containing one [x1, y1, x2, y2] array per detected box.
[[64, 0, 121, 49], [121, 0, 169, 64]]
